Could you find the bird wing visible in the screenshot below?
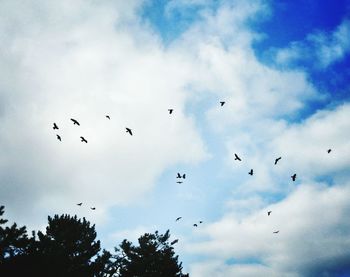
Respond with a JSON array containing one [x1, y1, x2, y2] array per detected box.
[[71, 118, 80, 125], [126, 128, 132, 135]]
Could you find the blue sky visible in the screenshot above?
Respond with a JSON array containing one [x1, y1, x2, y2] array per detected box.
[[1, 0, 350, 276]]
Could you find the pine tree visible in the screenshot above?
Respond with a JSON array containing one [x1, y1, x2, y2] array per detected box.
[[116, 230, 189, 277], [0, 205, 29, 261]]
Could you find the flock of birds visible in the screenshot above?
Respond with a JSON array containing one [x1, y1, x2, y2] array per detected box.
[[53, 116, 133, 143], [52, 100, 333, 240]]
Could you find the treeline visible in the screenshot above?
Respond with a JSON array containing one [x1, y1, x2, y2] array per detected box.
[[0, 206, 189, 277]]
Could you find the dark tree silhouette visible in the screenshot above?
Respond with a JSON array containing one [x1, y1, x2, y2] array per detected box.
[[0, 206, 29, 261], [1, 212, 103, 277], [115, 230, 189, 277], [0, 208, 189, 277]]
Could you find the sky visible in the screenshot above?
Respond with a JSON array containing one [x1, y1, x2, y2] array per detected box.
[[0, 0, 350, 276]]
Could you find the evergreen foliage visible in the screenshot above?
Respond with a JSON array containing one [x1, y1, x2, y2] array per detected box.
[[0, 206, 189, 277]]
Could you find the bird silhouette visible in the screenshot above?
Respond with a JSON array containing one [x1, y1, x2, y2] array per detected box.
[[171, 239, 179, 245], [56, 134, 61, 141], [106, 115, 110, 120], [176, 173, 186, 179], [193, 224, 198, 227], [327, 149, 332, 153], [220, 101, 225, 106], [168, 109, 173, 114], [274, 157, 281, 165], [291, 174, 296, 181], [248, 169, 253, 176], [77, 203, 82, 206], [234, 154, 241, 161], [268, 211, 272, 216], [176, 181, 183, 184], [90, 207, 96, 210], [273, 231, 279, 234], [70, 118, 80, 126], [126, 128, 133, 136], [176, 217, 182, 221], [199, 221, 203, 224], [80, 136, 88, 143], [53, 123, 59, 130]]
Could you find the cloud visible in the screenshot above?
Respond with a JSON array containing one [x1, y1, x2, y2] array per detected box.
[[185, 101, 350, 276], [188, 183, 350, 276], [274, 19, 350, 69], [0, 0, 209, 228]]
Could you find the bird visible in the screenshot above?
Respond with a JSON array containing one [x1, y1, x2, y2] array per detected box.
[[176, 217, 182, 221], [234, 154, 241, 161], [77, 203, 82, 206], [274, 157, 281, 165], [106, 115, 110, 120], [273, 231, 279, 234], [176, 173, 186, 179], [327, 149, 332, 153], [126, 127, 133, 136], [56, 134, 61, 141], [176, 181, 183, 184], [80, 136, 88, 143], [193, 224, 198, 227], [171, 239, 179, 245], [168, 109, 173, 114], [53, 123, 59, 130], [90, 207, 96, 210], [199, 221, 203, 224], [291, 174, 296, 181], [248, 169, 253, 176], [70, 118, 80, 126], [220, 101, 225, 106], [268, 211, 272, 216]]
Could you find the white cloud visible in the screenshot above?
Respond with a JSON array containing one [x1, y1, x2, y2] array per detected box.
[[0, 0, 209, 228], [188, 183, 350, 276], [274, 19, 350, 69]]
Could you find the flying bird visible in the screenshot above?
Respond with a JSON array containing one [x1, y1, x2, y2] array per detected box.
[[106, 115, 110, 120], [234, 154, 241, 161], [171, 239, 179, 245], [126, 128, 133, 136], [77, 203, 82, 206], [90, 207, 96, 210], [70, 118, 80, 126], [80, 136, 88, 143], [273, 231, 279, 234], [176, 173, 186, 179], [199, 221, 203, 224], [248, 169, 253, 176], [168, 109, 173, 114], [274, 157, 281, 165], [176, 181, 183, 184], [56, 134, 61, 141], [176, 217, 182, 221], [193, 224, 198, 227], [53, 123, 59, 130], [291, 174, 297, 181], [268, 211, 272, 216], [220, 101, 225, 106], [327, 149, 332, 153]]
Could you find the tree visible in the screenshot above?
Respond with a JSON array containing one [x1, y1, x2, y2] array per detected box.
[[0, 213, 104, 277], [116, 230, 189, 277], [0, 207, 190, 277], [0, 205, 29, 261]]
